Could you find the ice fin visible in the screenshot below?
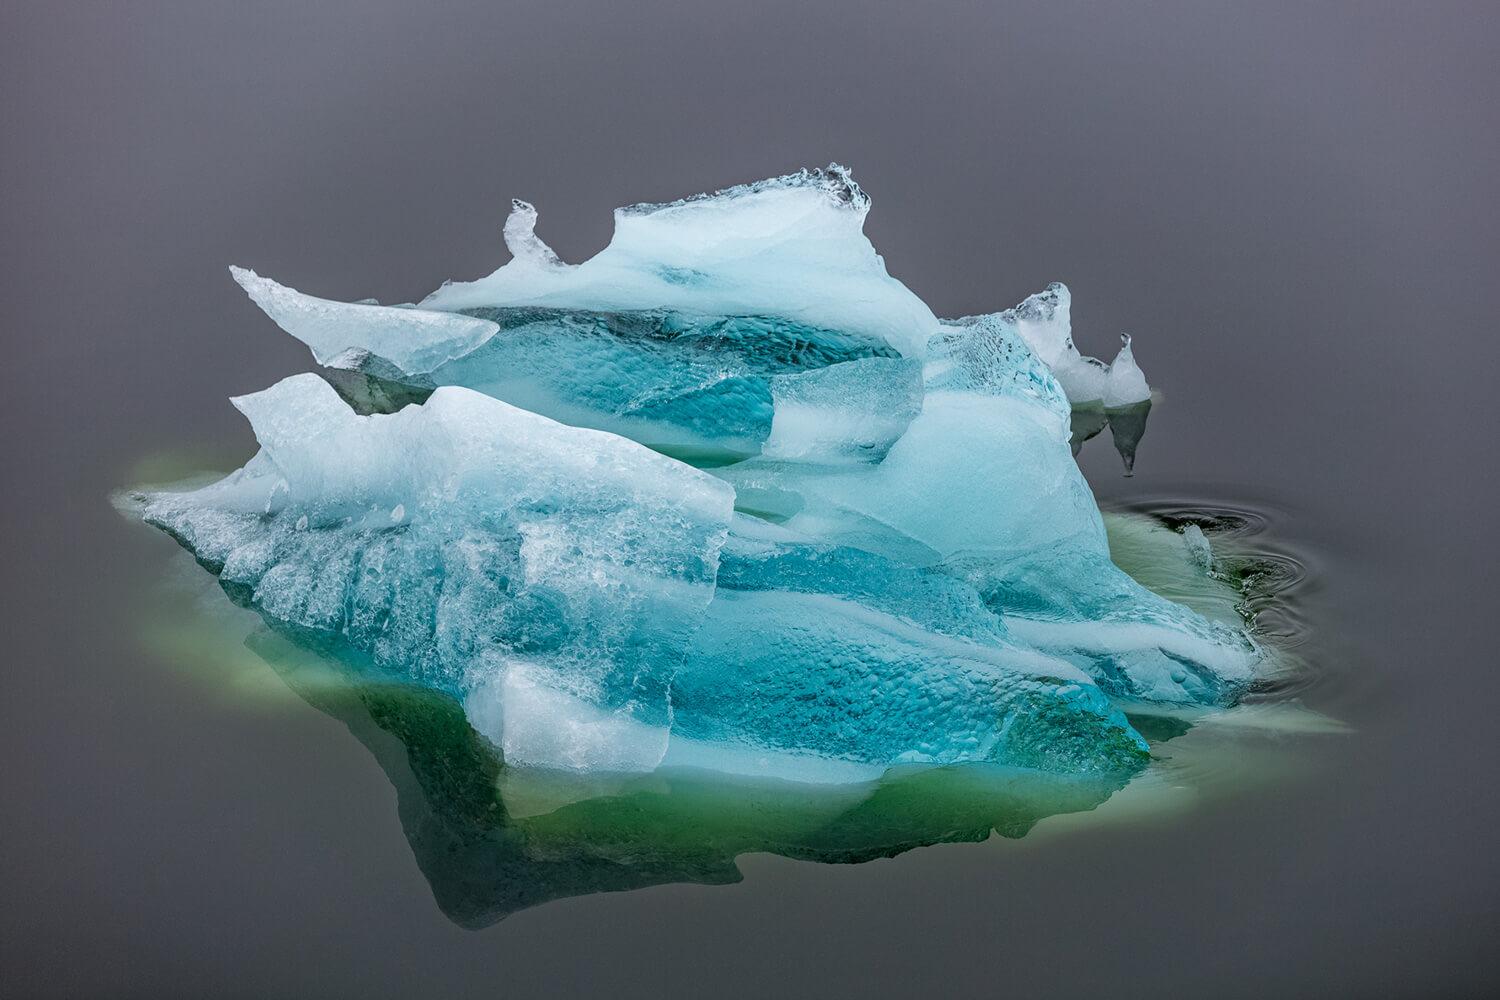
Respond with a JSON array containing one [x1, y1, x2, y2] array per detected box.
[[503, 199, 566, 268], [230, 266, 499, 375], [1104, 333, 1151, 407]]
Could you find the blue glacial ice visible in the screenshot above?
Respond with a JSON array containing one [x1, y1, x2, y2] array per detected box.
[[135, 164, 1261, 781]]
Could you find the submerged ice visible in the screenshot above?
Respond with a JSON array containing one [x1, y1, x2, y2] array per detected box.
[[135, 164, 1260, 782]]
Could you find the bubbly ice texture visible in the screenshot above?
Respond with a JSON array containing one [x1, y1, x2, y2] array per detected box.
[[135, 375, 1149, 776]]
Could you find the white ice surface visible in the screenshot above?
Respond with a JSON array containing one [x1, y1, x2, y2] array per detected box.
[[421, 165, 941, 358]]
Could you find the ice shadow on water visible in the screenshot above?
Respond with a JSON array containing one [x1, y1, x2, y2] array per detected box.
[[244, 629, 1135, 929]]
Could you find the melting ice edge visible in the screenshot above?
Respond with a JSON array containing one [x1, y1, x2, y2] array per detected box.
[[130, 164, 1263, 783]]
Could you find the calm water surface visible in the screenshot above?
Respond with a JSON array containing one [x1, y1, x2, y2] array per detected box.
[[2, 2, 1496, 997]]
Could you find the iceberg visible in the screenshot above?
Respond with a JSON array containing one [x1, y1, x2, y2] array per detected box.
[[132, 163, 1265, 784]]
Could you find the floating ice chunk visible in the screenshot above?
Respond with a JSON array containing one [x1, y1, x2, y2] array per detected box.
[[1104, 334, 1151, 407], [1180, 523, 1214, 571], [502, 199, 566, 268], [138, 374, 735, 772], [134, 163, 1269, 786], [422, 165, 941, 359], [230, 267, 499, 375]]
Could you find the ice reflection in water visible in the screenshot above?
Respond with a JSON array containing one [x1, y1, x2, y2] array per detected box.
[[1070, 398, 1154, 476]]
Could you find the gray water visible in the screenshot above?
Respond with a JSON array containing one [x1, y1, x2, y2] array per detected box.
[[2, 2, 1497, 997]]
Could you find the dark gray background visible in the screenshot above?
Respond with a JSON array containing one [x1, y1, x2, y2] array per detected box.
[[2, 2, 1496, 997]]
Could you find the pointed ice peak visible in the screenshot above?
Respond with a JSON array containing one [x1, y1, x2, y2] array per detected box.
[[1002, 282, 1075, 370], [503, 198, 566, 267], [1007, 281, 1071, 327], [229, 266, 498, 375], [1104, 332, 1151, 407]]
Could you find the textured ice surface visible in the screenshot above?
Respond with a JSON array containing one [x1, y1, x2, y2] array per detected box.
[[140, 375, 734, 772], [236, 168, 934, 460], [136, 164, 1262, 782], [673, 517, 1148, 775], [136, 375, 1148, 776]]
